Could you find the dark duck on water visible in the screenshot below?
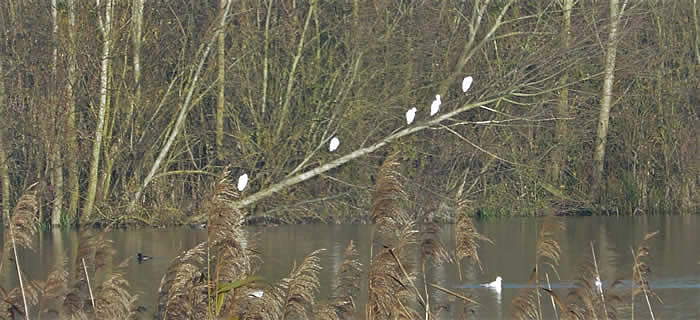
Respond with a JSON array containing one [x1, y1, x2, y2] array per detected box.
[[137, 252, 153, 263]]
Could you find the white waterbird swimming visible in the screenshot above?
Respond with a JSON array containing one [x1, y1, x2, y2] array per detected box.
[[430, 95, 441, 116], [237, 173, 248, 191], [462, 76, 473, 92], [406, 107, 417, 124], [329, 137, 340, 152], [481, 276, 502, 291]]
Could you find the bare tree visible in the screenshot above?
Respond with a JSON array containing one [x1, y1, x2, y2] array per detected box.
[[82, 0, 113, 222], [592, 0, 629, 202], [66, 0, 79, 223], [50, 0, 63, 226]]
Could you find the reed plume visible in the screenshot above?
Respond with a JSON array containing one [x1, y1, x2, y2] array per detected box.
[[0, 189, 39, 273], [93, 260, 138, 319], [157, 171, 255, 319], [157, 241, 209, 319], [366, 154, 420, 320], [313, 241, 363, 320], [369, 153, 405, 226], [510, 214, 565, 320], [206, 172, 255, 317], [240, 249, 325, 320], [62, 229, 137, 318], [631, 231, 660, 320], [0, 270, 39, 319], [0, 186, 39, 319], [454, 198, 492, 276], [565, 244, 621, 320], [33, 258, 69, 317]]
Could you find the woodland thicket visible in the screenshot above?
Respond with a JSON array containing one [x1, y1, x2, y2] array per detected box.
[[0, 0, 697, 226]]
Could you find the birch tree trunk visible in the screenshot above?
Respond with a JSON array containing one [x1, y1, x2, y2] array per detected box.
[[130, 0, 144, 148], [0, 59, 10, 225], [216, 0, 226, 161], [128, 0, 233, 211], [550, 0, 574, 185], [592, 0, 626, 203], [51, 0, 64, 226], [82, 0, 113, 222], [66, 0, 79, 223]]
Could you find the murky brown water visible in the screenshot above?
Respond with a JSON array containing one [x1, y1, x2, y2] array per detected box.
[[2, 216, 699, 319]]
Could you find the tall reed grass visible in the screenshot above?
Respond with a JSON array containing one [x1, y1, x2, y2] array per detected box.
[[1, 166, 667, 320]]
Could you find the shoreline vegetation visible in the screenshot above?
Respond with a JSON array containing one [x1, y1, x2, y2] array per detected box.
[[0, 159, 668, 319], [0, 1, 696, 230]]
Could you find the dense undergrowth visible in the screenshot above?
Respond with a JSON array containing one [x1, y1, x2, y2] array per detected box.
[[1, 157, 665, 319]]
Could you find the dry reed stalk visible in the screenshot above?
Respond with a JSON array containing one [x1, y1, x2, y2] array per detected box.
[[366, 153, 420, 319], [631, 231, 660, 320], [311, 240, 362, 319], [0, 187, 39, 319], [511, 214, 565, 320], [590, 242, 609, 319], [82, 258, 95, 310], [545, 273, 558, 319], [158, 171, 255, 319], [454, 199, 492, 279], [9, 222, 29, 320]]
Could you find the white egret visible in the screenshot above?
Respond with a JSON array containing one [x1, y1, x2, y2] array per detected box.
[[329, 137, 340, 152], [237, 173, 248, 191], [481, 276, 502, 291], [405, 107, 417, 125], [430, 95, 441, 116], [462, 76, 473, 92]]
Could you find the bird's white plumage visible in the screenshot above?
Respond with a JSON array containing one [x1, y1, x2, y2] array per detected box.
[[329, 137, 340, 152], [237, 173, 248, 191], [595, 276, 603, 294], [481, 276, 502, 291], [462, 76, 473, 92], [406, 107, 417, 125], [430, 95, 441, 116]]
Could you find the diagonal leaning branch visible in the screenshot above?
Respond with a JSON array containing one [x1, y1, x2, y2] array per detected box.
[[128, 0, 233, 212], [229, 96, 502, 210]]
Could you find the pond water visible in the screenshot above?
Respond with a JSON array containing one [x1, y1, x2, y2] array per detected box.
[[1, 215, 698, 319]]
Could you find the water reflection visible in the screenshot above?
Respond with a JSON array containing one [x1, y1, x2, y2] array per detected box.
[[0, 215, 698, 319]]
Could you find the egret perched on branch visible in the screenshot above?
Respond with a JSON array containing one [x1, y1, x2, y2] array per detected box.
[[237, 173, 248, 191], [430, 94, 441, 116], [462, 76, 473, 93], [405, 107, 417, 125], [329, 137, 340, 152]]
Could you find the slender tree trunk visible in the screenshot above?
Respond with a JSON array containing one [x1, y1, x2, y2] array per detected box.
[[82, 0, 113, 223], [275, 0, 316, 140], [0, 59, 10, 225], [550, 0, 574, 185], [694, 0, 700, 64], [51, 0, 64, 226], [130, 0, 144, 149], [129, 0, 233, 211], [261, 0, 272, 116], [550, 0, 574, 186], [592, 0, 626, 203], [216, 0, 226, 161], [66, 0, 79, 224]]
